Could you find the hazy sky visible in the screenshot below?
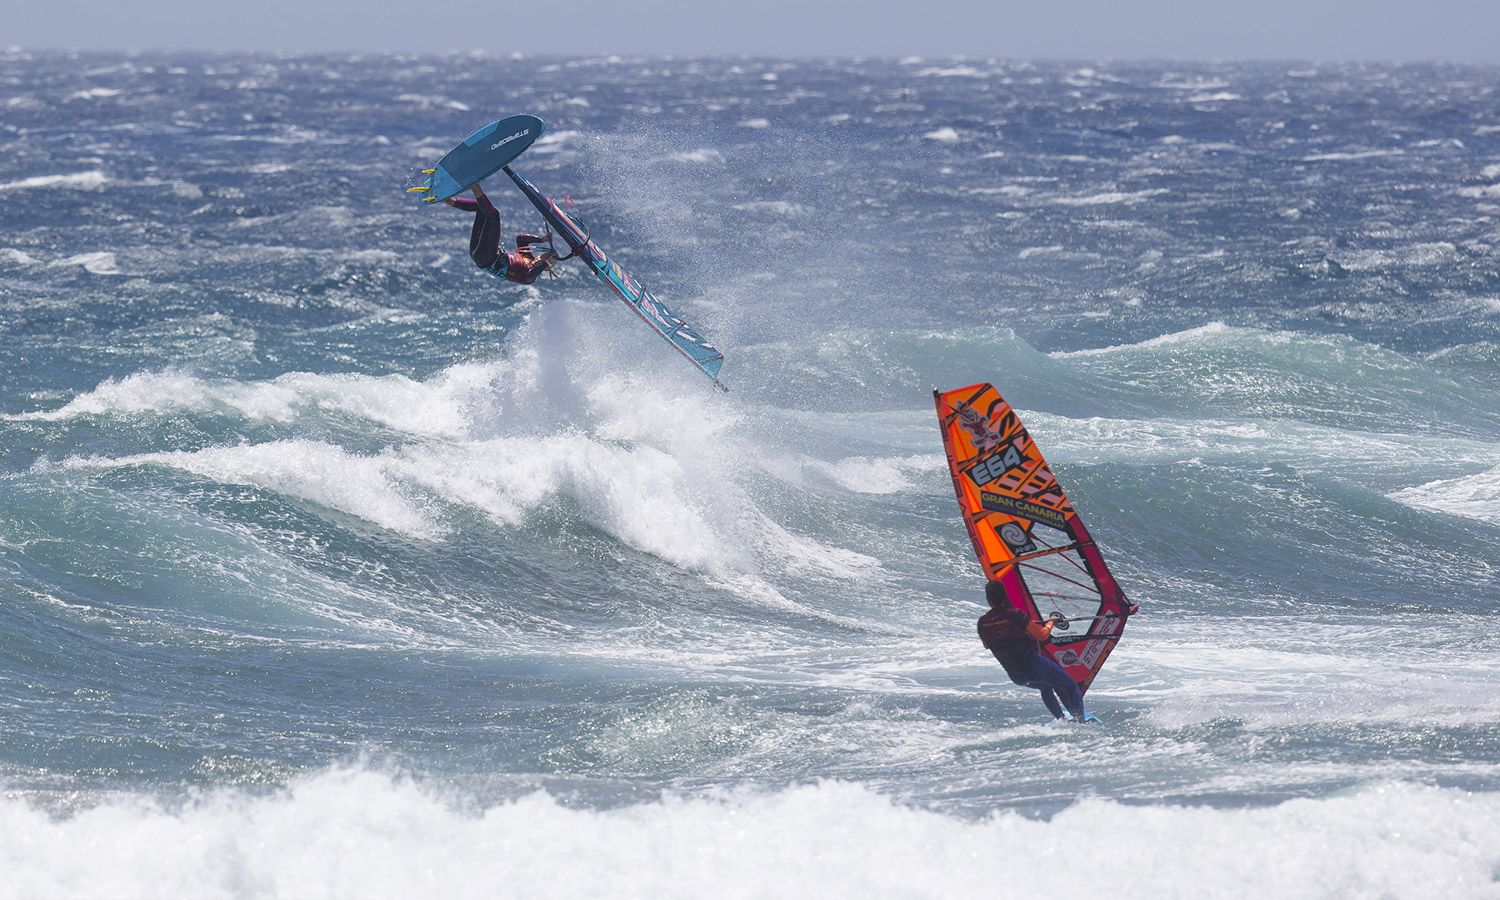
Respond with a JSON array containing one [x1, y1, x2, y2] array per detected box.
[[10, 0, 1500, 62]]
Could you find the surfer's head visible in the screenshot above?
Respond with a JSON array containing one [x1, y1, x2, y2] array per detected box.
[[984, 579, 1007, 608]]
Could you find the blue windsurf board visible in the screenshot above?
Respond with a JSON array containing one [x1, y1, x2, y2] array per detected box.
[[410, 115, 545, 202]]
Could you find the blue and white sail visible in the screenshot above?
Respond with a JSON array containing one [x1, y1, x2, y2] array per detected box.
[[504, 166, 726, 389]]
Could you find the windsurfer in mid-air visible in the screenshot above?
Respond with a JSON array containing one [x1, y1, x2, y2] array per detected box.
[[977, 579, 1092, 723], [443, 184, 559, 285]]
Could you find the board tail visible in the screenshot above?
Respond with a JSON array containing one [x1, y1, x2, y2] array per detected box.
[[414, 115, 545, 202]]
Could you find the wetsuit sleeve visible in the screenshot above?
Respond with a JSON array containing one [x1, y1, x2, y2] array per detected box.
[[1025, 621, 1054, 641], [448, 198, 480, 211]]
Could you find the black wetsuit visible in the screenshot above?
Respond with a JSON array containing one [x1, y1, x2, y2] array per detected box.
[[449, 195, 551, 285], [978, 604, 1086, 720]]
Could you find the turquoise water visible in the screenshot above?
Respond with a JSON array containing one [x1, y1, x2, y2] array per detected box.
[[3, 52, 1500, 897]]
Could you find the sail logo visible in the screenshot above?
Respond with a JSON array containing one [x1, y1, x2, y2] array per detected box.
[[997, 521, 1037, 554], [966, 443, 1025, 486], [979, 491, 1067, 530], [955, 403, 1005, 453], [1079, 615, 1122, 668], [490, 128, 530, 151]]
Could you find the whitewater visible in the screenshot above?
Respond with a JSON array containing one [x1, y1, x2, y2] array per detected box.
[[2, 52, 1499, 898]]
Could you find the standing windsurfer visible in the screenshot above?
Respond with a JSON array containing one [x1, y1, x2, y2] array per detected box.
[[443, 184, 559, 285], [977, 579, 1092, 723]]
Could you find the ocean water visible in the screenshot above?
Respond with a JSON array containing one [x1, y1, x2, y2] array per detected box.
[[2, 51, 1500, 897]]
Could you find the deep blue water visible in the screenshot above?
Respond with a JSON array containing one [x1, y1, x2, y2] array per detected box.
[[2, 52, 1500, 898]]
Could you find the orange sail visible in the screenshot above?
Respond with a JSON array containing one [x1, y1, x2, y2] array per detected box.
[[934, 383, 1135, 693]]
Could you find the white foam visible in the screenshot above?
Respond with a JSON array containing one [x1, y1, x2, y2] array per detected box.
[[1053, 321, 1236, 357], [1010, 409, 1499, 478], [70, 441, 445, 539], [665, 148, 724, 165], [393, 435, 730, 569], [3, 770, 1497, 900], [1122, 613, 1500, 729], [67, 87, 122, 100], [0, 171, 108, 192], [7, 367, 481, 437], [1156, 77, 1231, 90], [1338, 242, 1457, 271], [966, 185, 1030, 197], [801, 454, 933, 495], [737, 118, 770, 129], [0, 248, 39, 265], [915, 66, 987, 78], [12, 304, 898, 582], [1301, 149, 1405, 161], [54, 418, 762, 566], [1049, 188, 1168, 206], [730, 200, 808, 216], [57, 251, 123, 275], [922, 126, 962, 143], [531, 129, 583, 152], [6, 370, 222, 422], [1390, 464, 1500, 526]]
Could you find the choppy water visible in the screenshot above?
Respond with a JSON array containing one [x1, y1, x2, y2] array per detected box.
[[3, 51, 1500, 898]]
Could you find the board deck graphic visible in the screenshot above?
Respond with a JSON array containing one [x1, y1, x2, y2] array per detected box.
[[409, 115, 545, 202]]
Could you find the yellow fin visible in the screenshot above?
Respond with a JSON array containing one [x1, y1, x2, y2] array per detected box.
[[422, 169, 435, 174], [406, 186, 430, 193]]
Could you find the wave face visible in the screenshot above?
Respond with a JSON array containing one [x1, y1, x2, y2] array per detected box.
[[3, 52, 1500, 895]]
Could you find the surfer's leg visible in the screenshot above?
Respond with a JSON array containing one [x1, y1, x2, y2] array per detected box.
[[1016, 654, 1085, 721], [1037, 687, 1065, 719], [1058, 680, 1086, 721], [1035, 658, 1086, 721], [468, 191, 502, 269]]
